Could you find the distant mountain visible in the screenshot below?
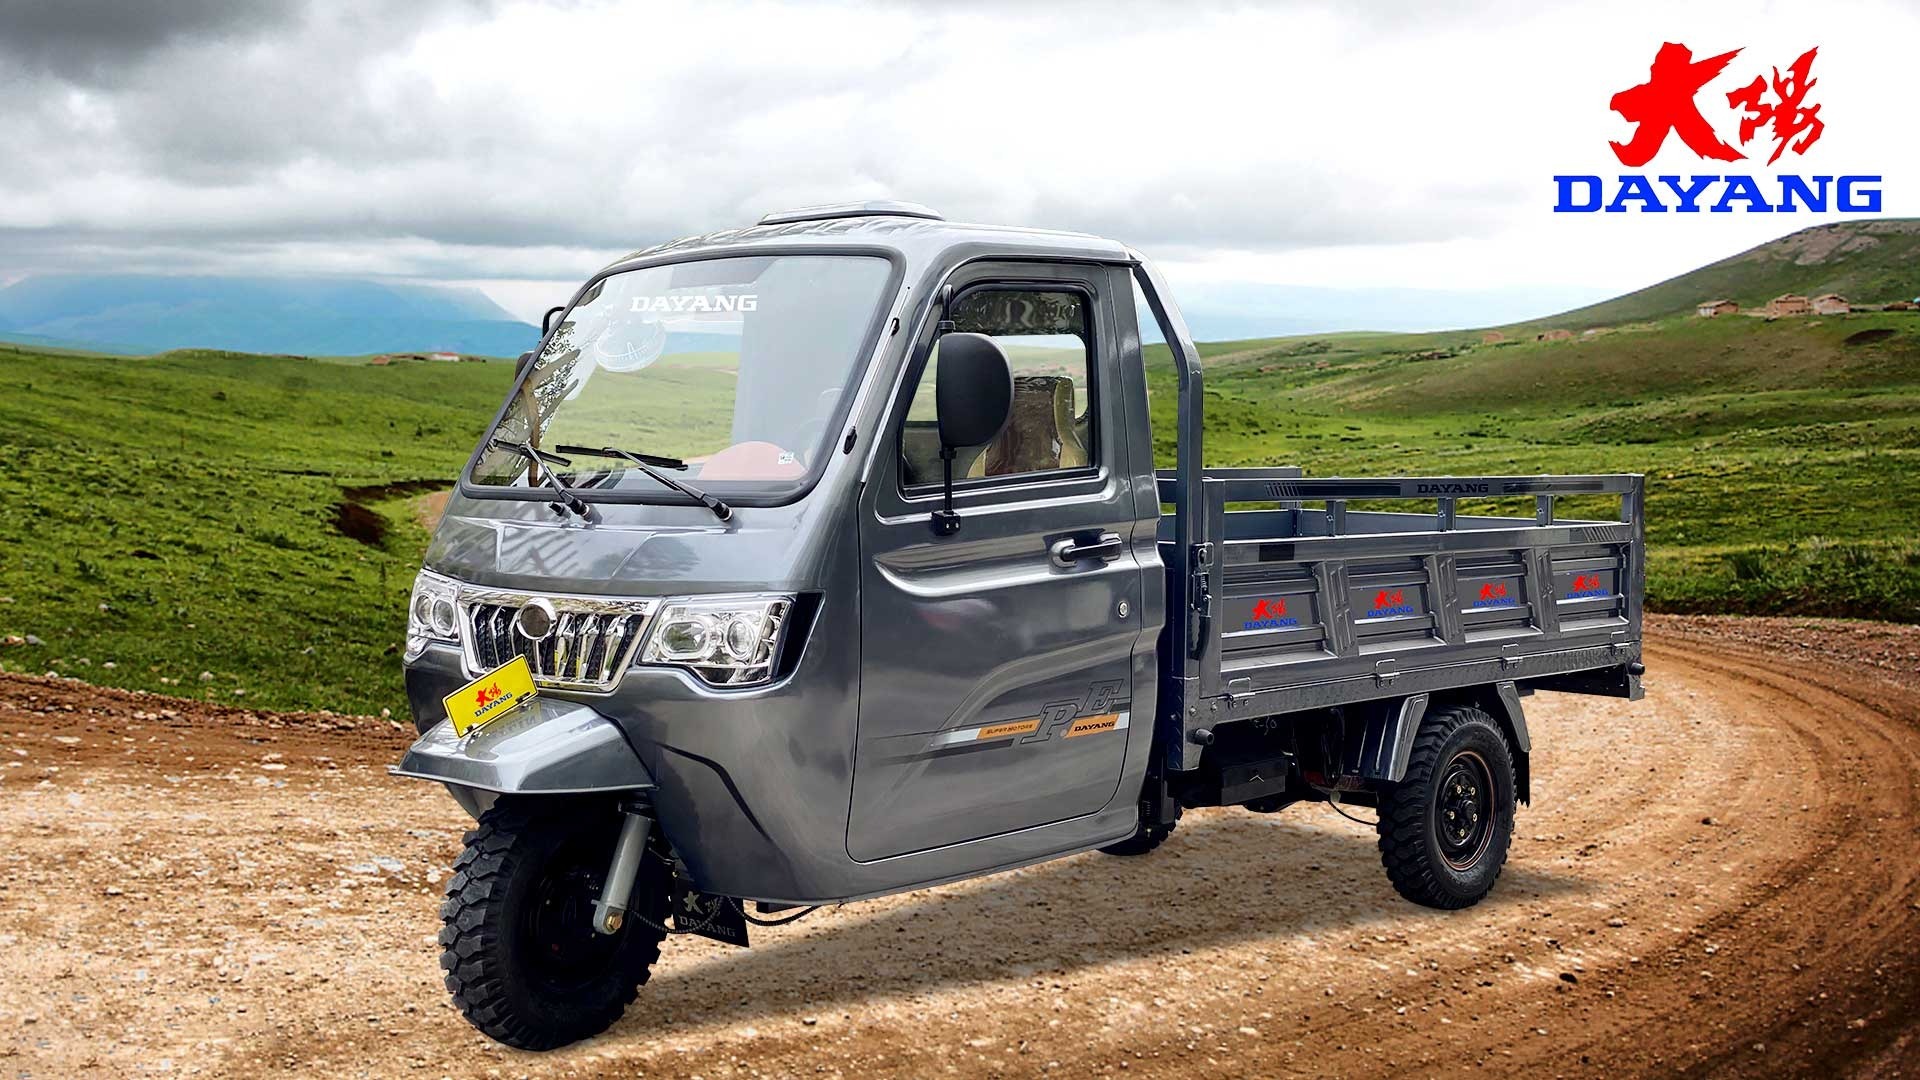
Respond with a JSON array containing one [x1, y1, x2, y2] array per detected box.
[[0, 274, 539, 357], [1519, 219, 1920, 331]]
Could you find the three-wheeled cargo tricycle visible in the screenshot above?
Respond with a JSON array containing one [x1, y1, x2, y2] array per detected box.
[[393, 201, 1646, 1048]]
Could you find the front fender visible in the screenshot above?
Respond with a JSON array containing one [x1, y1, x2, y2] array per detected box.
[[390, 696, 655, 802]]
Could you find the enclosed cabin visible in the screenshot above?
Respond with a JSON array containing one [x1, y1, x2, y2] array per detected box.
[[406, 202, 1175, 897]]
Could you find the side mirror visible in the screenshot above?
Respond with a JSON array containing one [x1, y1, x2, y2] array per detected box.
[[515, 351, 535, 378], [541, 305, 566, 336], [930, 332, 1012, 535]]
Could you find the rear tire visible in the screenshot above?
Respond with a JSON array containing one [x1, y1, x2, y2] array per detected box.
[[439, 799, 668, 1050], [1099, 803, 1179, 856], [1376, 705, 1515, 909]]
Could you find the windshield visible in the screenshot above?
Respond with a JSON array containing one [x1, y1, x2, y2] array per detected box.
[[471, 253, 893, 502]]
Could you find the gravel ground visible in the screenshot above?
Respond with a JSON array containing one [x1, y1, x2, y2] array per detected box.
[[1, 614, 1916, 1078]]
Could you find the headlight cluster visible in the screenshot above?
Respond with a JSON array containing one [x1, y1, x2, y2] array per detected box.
[[406, 570, 460, 661], [639, 595, 792, 686], [403, 569, 796, 689]]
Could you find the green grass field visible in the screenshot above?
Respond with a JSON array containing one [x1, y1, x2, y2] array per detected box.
[[1145, 312, 1920, 623], [1, 304, 1916, 715], [0, 346, 509, 713]]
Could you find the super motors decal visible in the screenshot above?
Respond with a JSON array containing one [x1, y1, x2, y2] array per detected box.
[[1557, 42, 1883, 214], [927, 679, 1129, 752]]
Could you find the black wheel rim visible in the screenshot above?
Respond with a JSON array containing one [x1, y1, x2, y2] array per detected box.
[[1435, 750, 1494, 871], [518, 833, 625, 990]]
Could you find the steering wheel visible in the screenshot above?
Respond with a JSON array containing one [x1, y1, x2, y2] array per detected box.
[[789, 387, 843, 468]]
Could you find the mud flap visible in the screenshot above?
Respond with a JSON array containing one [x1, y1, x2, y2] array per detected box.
[[668, 880, 750, 947]]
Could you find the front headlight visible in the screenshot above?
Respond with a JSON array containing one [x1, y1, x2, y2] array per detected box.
[[406, 570, 461, 661], [638, 595, 793, 686]]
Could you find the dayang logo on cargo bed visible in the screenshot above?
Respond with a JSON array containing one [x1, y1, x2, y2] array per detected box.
[[1242, 597, 1299, 631], [1367, 588, 1418, 618], [1567, 573, 1613, 598], [1473, 582, 1517, 609], [1556, 42, 1883, 214]]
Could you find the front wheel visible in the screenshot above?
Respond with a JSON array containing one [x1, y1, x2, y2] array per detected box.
[[1376, 705, 1516, 909], [439, 799, 668, 1050]]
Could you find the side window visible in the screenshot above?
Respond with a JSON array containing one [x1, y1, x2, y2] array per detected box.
[[899, 287, 1095, 489]]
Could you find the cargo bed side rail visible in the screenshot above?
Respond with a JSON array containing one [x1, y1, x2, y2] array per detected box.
[[1155, 470, 1646, 769]]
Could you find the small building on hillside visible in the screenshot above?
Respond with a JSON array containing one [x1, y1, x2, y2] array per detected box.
[[1812, 293, 1851, 316], [1765, 294, 1811, 317], [369, 355, 392, 366], [1536, 328, 1575, 342], [1886, 300, 1917, 311], [1696, 299, 1738, 317], [1481, 330, 1507, 344], [428, 351, 461, 362]]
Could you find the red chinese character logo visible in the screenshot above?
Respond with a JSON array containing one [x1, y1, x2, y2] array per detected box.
[[1609, 42, 1747, 166], [1251, 598, 1287, 619], [1610, 42, 1826, 166], [1727, 47, 1824, 165], [475, 682, 501, 707]]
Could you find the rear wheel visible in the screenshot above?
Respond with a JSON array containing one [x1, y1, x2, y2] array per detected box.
[[1376, 705, 1515, 909], [439, 799, 668, 1050]]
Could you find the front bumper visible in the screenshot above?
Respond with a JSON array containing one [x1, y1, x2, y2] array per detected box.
[[391, 695, 656, 796]]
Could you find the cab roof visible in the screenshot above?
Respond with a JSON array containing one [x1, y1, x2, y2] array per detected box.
[[600, 202, 1132, 275]]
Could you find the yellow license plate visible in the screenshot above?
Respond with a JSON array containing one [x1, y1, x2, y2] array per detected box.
[[443, 655, 539, 737]]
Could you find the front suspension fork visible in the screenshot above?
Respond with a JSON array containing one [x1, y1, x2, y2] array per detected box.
[[591, 801, 653, 935]]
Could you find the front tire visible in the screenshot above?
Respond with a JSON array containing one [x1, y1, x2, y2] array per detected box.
[[1376, 705, 1515, 909], [439, 799, 668, 1050]]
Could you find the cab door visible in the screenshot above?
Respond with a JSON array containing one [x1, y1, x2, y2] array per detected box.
[[850, 261, 1148, 862]]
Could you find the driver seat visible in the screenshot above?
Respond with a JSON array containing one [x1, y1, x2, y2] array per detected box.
[[968, 375, 1088, 478]]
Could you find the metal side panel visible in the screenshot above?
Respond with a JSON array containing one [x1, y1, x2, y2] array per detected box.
[[390, 697, 655, 796], [1178, 640, 1640, 746]]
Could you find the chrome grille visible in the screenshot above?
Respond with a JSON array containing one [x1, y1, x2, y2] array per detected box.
[[457, 589, 657, 692]]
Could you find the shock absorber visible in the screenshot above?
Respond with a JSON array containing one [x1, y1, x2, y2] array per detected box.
[[592, 800, 654, 935]]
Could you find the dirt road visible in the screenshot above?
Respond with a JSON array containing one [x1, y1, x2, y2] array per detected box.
[[2, 615, 1916, 1078]]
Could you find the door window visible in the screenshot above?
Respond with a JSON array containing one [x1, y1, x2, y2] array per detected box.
[[899, 287, 1096, 488]]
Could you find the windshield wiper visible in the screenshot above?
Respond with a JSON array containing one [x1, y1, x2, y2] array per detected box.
[[557, 444, 733, 521], [488, 437, 592, 518]]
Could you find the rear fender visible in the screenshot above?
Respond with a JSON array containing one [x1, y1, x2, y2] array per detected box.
[[389, 697, 654, 819], [1363, 682, 1531, 805]]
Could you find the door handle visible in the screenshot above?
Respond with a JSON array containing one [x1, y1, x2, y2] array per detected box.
[[1050, 532, 1124, 568]]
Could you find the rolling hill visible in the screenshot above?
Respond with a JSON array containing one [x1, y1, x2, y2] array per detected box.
[[1518, 219, 1920, 330], [0, 274, 539, 357], [0, 220, 1916, 712]]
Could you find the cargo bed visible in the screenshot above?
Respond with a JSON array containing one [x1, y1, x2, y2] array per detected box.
[[1154, 468, 1646, 770]]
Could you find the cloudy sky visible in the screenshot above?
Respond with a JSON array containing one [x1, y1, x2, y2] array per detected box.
[[1, 0, 1912, 331]]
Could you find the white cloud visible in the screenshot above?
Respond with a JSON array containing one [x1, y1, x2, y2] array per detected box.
[[1, 0, 1913, 327]]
